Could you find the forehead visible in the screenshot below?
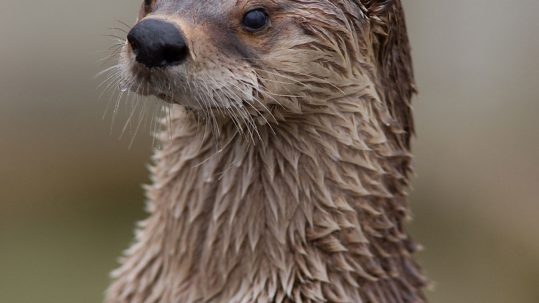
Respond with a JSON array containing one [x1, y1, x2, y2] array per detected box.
[[155, 0, 236, 17]]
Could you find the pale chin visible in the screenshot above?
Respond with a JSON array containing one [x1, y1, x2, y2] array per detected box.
[[153, 91, 203, 109]]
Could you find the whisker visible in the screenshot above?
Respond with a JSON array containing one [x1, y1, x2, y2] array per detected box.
[[196, 77, 221, 143], [251, 65, 345, 95], [219, 86, 260, 144], [98, 70, 121, 98], [193, 129, 239, 168], [99, 76, 122, 113], [223, 93, 254, 143], [96, 64, 121, 79], [116, 20, 133, 30], [121, 76, 144, 139], [128, 100, 145, 149], [104, 34, 127, 41], [109, 27, 129, 34]]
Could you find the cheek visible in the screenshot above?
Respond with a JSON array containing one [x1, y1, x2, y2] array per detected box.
[[255, 33, 330, 86], [220, 65, 259, 101]]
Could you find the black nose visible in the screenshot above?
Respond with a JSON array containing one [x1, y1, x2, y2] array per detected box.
[[127, 19, 188, 68]]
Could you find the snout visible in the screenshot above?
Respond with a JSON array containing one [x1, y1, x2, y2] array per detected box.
[[127, 19, 189, 69]]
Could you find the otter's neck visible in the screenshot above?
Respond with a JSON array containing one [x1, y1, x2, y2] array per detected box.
[[107, 99, 426, 302]]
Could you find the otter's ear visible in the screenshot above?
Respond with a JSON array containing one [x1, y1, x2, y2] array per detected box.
[[365, 0, 416, 148], [364, 0, 395, 18], [139, 0, 155, 19], [363, 0, 396, 37]]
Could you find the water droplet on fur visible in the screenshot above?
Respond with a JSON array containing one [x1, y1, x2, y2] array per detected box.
[[118, 81, 129, 92]]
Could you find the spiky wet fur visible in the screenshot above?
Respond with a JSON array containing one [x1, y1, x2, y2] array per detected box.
[[105, 1, 427, 302]]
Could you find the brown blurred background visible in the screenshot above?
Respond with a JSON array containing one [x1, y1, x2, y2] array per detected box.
[[0, 1, 538, 302]]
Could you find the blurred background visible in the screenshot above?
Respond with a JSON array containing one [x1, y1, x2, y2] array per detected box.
[[0, 0, 537, 302]]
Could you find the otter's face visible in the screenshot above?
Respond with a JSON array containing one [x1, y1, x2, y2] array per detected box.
[[119, 0, 374, 115]]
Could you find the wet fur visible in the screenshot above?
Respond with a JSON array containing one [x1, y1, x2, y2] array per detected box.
[[106, 0, 427, 302]]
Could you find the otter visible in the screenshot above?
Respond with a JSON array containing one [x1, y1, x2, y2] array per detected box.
[[105, 0, 427, 302]]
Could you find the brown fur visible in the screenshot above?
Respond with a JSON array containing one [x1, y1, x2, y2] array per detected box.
[[106, 0, 427, 302]]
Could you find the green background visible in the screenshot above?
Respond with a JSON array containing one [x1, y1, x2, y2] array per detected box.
[[1, 1, 538, 302]]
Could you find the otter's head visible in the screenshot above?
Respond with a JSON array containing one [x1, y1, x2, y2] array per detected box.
[[118, 0, 414, 135]]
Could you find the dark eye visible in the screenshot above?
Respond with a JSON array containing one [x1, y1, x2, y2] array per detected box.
[[242, 9, 269, 32], [143, 0, 154, 12]]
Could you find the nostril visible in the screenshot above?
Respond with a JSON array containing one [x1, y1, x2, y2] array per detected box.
[[126, 31, 141, 55], [161, 44, 188, 66], [128, 39, 139, 55]]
